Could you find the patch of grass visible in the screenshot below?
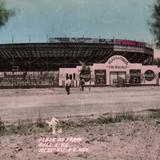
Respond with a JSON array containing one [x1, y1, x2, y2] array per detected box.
[[58, 120, 81, 129], [5, 119, 34, 135], [114, 112, 139, 122], [0, 118, 49, 136], [58, 112, 140, 129], [1, 109, 160, 136], [36, 118, 45, 128], [0, 117, 5, 135], [147, 109, 160, 119]]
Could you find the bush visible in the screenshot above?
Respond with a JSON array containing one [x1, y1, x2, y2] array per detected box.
[[0, 117, 5, 135]]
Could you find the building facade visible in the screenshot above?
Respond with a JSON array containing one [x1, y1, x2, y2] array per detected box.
[[59, 55, 159, 87]]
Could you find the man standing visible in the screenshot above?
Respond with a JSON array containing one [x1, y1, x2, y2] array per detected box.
[[65, 77, 71, 95], [79, 78, 85, 92]]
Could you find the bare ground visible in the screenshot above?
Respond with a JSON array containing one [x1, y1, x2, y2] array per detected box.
[[1, 86, 160, 160], [0, 86, 160, 122], [1, 119, 160, 160]]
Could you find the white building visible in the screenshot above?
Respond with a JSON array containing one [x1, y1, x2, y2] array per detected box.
[[59, 55, 159, 87]]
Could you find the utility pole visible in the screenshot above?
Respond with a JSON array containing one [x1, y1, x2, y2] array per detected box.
[[28, 35, 31, 43], [11, 35, 14, 43]]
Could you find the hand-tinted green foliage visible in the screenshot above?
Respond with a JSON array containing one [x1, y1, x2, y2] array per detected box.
[[149, 0, 160, 47], [0, 0, 15, 27]]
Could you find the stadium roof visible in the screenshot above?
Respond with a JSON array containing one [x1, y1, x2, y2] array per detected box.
[[0, 38, 154, 71]]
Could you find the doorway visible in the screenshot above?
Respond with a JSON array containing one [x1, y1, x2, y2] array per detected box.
[[110, 71, 126, 86]]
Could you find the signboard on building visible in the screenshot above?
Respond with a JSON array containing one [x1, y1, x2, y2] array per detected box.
[[114, 45, 145, 53], [114, 39, 145, 47], [144, 70, 155, 81], [107, 55, 129, 69], [113, 39, 146, 53]]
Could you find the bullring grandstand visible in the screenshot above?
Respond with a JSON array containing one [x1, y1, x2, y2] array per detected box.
[[0, 38, 154, 88]]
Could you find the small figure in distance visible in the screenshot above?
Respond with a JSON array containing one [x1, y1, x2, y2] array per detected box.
[[79, 78, 85, 92], [65, 77, 71, 95]]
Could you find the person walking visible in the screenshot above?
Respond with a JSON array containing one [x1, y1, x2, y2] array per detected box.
[[79, 78, 85, 92], [65, 77, 71, 95]]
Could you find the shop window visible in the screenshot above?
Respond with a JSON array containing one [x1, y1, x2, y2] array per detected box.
[[95, 70, 106, 85], [129, 70, 141, 84]]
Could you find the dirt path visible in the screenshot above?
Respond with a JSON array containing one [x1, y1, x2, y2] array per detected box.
[[0, 86, 160, 122]]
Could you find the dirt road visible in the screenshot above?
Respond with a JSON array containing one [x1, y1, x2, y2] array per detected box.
[[0, 86, 160, 122]]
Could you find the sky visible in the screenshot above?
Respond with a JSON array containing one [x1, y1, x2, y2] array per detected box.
[[0, 0, 156, 44]]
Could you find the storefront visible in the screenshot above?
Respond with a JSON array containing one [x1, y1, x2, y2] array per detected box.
[[59, 55, 159, 87]]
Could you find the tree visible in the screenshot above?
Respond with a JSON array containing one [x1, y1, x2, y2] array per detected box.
[[153, 57, 160, 66], [149, 0, 160, 47], [0, 0, 15, 27]]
